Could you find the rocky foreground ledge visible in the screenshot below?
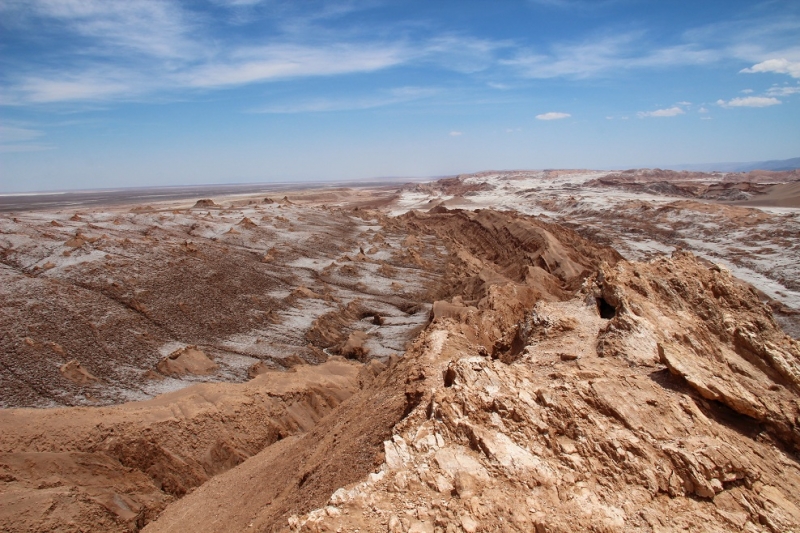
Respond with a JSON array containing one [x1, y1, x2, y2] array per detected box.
[[3, 206, 800, 532], [283, 251, 800, 533]]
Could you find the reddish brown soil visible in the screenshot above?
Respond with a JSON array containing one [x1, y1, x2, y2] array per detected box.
[[0, 359, 362, 532], [0, 199, 443, 407]]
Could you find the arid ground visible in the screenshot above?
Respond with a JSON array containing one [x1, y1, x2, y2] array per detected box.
[[1, 169, 800, 532]]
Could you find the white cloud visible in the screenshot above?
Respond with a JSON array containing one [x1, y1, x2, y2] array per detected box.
[[503, 33, 721, 79], [766, 85, 800, 96], [741, 89, 754, 94], [716, 96, 781, 107], [1, 39, 423, 104], [252, 86, 438, 113], [698, 107, 709, 113], [0, 1, 508, 106], [0, 125, 43, 143], [12, 72, 136, 104], [0, 124, 53, 152], [449, 131, 463, 136], [12, 0, 199, 59], [501, 13, 800, 81], [637, 106, 685, 118], [183, 44, 410, 88], [2, 0, 799, 109], [676, 101, 692, 106], [535, 112, 570, 120], [421, 35, 511, 74], [740, 58, 800, 78]]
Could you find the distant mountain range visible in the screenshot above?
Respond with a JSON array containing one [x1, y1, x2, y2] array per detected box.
[[664, 157, 800, 173]]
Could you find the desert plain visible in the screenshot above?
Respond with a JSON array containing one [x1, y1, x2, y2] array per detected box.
[[1, 168, 800, 532]]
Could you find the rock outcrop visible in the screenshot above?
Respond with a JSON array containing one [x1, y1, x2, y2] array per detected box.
[[285, 250, 800, 533], [156, 346, 218, 376]]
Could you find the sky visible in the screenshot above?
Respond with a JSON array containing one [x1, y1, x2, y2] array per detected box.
[[1, 0, 799, 192]]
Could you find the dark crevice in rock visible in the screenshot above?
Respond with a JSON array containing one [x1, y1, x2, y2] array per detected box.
[[597, 297, 617, 319]]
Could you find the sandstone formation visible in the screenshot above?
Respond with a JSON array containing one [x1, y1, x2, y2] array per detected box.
[[155, 346, 218, 377], [59, 359, 101, 385], [282, 251, 800, 533]]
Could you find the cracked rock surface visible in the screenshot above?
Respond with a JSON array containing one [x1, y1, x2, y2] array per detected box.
[[286, 251, 800, 533]]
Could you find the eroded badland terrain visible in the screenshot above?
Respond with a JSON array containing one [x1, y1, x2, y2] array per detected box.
[[1, 169, 800, 532]]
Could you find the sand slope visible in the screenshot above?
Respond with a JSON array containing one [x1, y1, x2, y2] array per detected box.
[[0, 359, 361, 532], [735, 181, 800, 208]]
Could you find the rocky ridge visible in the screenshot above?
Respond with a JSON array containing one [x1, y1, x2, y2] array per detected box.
[[141, 208, 800, 533], [284, 251, 800, 532]]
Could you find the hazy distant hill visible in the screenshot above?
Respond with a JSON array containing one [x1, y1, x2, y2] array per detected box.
[[666, 156, 800, 172]]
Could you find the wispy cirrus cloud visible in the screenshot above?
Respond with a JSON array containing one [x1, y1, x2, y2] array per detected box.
[[252, 86, 438, 113], [536, 112, 570, 120], [183, 44, 411, 89], [502, 32, 721, 79], [5, 70, 139, 104], [3, 0, 800, 109], [716, 96, 781, 107], [0, 124, 42, 143], [637, 106, 685, 118], [210, 0, 268, 6], [180, 34, 506, 89], [420, 35, 512, 74], [0, 124, 53, 153], [682, 13, 800, 64], [766, 85, 800, 96], [0, 0, 506, 106], [0, 0, 198, 104], [503, 11, 800, 80], [1, 0, 423, 104], [2, 0, 199, 59]]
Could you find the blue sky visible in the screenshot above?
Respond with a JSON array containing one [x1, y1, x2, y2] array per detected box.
[[1, 0, 799, 192]]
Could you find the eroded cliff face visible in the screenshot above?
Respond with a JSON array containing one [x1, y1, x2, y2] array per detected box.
[[287, 249, 800, 533]]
